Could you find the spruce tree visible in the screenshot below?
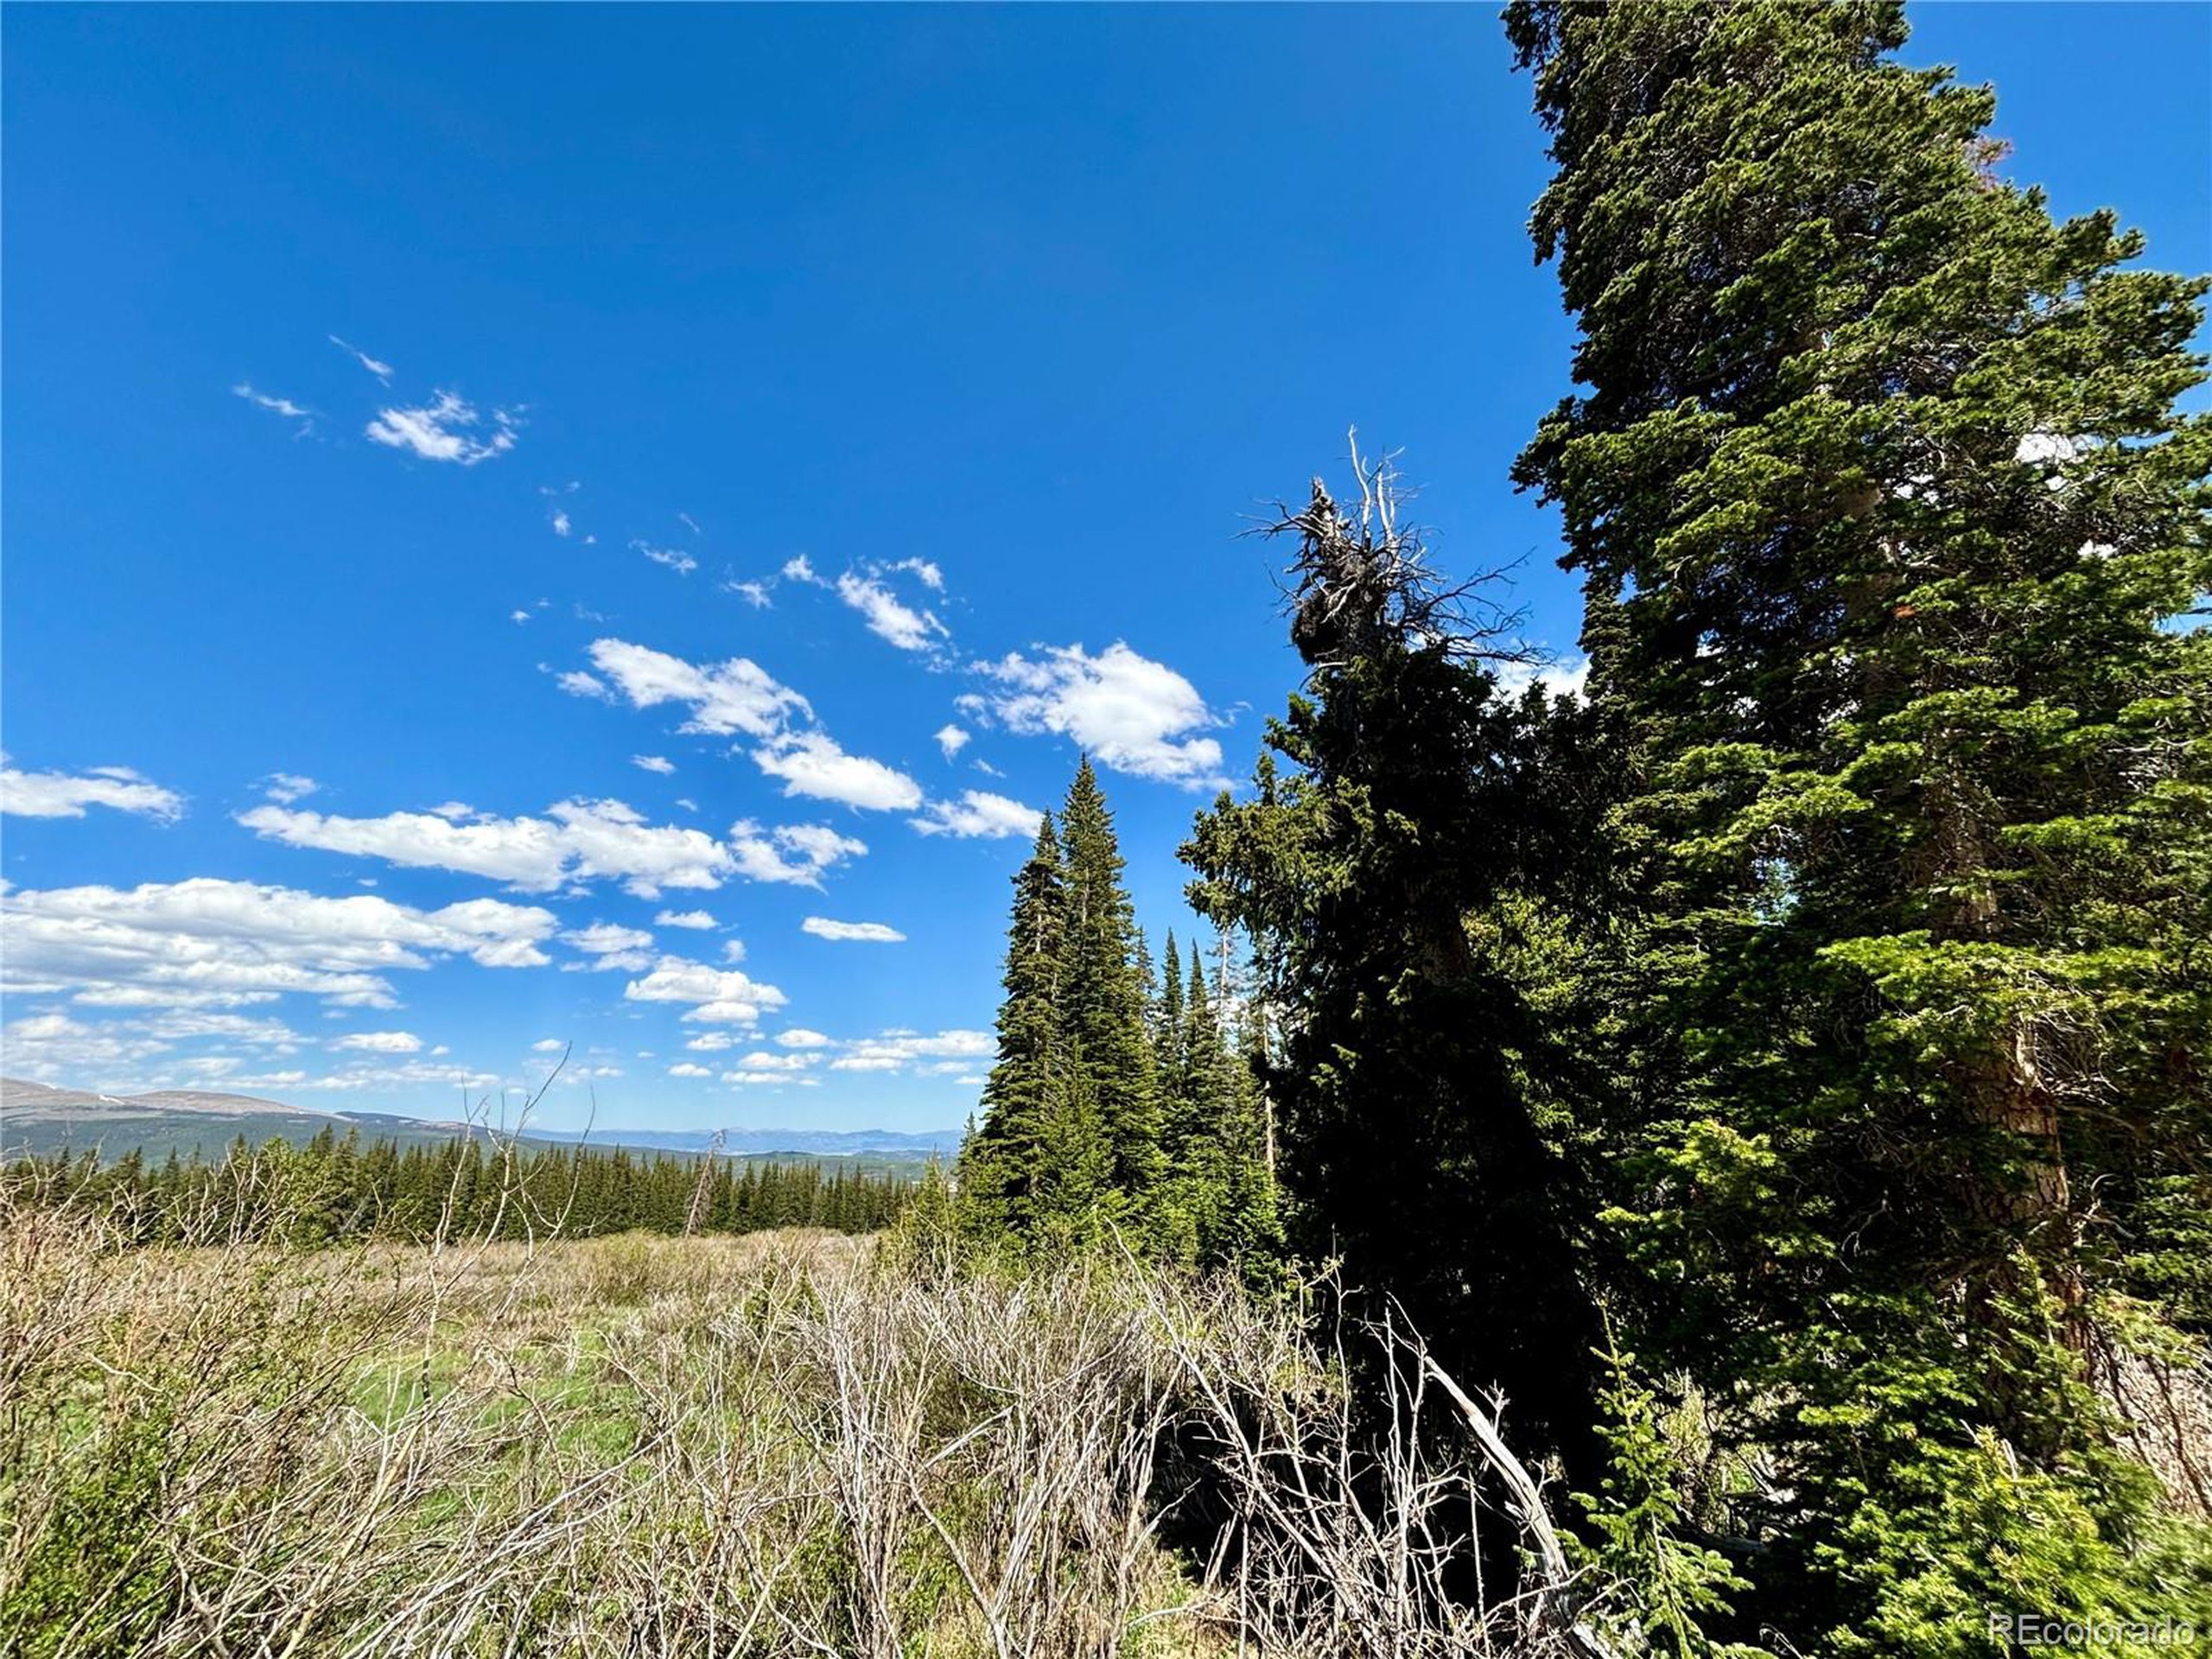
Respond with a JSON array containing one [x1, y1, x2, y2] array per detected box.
[[1057, 758, 1164, 1211], [1153, 928, 1185, 1081], [1509, 0, 2212, 1646], [956, 814, 1069, 1243], [1185, 465, 1613, 1492]]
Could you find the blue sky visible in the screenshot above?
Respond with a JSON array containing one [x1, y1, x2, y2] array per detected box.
[[4, 3, 2207, 1133]]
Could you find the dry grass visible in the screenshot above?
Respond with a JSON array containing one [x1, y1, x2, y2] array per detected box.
[[1, 1197, 1603, 1659]]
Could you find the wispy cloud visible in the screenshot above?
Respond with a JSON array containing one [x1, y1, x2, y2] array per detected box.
[[934, 724, 970, 761], [635, 540, 698, 576], [365, 391, 519, 465], [631, 754, 676, 775], [835, 564, 949, 654], [261, 772, 319, 804], [724, 579, 773, 608], [333, 1029, 421, 1053], [327, 334, 394, 383], [1, 758, 184, 823], [801, 917, 906, 944], [232, 384, 315, 431]]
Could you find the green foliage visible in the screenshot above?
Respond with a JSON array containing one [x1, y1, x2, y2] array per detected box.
[[1573, 1347, 1764, 1659], [958, 763, 1280, 1273], [1184, 474, 1618, 1484], [1497, 0, 2212, 1645]]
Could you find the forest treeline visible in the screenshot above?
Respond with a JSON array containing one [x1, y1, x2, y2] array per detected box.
[[958, 2, 2212, 1652], [3, 1130, 908, 1246]]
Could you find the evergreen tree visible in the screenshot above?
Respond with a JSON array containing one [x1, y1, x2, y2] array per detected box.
[[1185, 461, 1615, 1491], [1507, 1, 2212, 1646], [1056, 758, 1164, 1210], [1152, 928, 1185, 1081], [957, 814, 1071, 1242]]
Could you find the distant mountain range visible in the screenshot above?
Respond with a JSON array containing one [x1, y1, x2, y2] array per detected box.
[[0, 1077, 962, 1167]]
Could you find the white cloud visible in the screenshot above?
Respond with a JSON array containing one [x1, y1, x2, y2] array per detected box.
[[781, 554, 821, 585], [727, 580, 772, 608], [239, 797, 740, 899], [636, 541, 698, 576], [1, 1010, 175, 1078], [632, 754, 676, 775], [836, 569, 947, 653], [623, 957, 788, 1026], [909, 790, 1042, 841], [753, 732, 923, 811], [1494, 655, 1590, 702], [934, 724, 970, 761], [327, 334, 394, 383], [531, 1038, 568, 1053], [262, 772, 319, 804], [582, 639, 810, 738], [728, 820, 868, 887], [685, 1032, 737, 1052], [232, 384, 315, 429], [512, 610, 534, 625], [0, 877, 556, 1011], [2, 759, 184, 823], [655, 909, 718, 930], [802, 917, 906, 944], [575, 637, 914, 814], [556, 670, 613, 701], [365, 391, 519, 465], [889, 558, 945, 591], [668, 1062, 712, 1078], [730, 1050, 814, 1071], [550, 510, 572, 537], [286, 1059, 502, 1094], [972, 642, 1226, 786], [830, 1028, 993, 1072], [776, 1028, 831, 1049], [333, 1030, 422, 1053], [562, 922, 656, 972]]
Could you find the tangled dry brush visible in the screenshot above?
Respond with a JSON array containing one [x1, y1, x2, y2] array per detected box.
[[0, 1185, 1609, 1659]]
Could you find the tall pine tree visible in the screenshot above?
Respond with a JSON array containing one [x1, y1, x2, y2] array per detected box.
[[1056, 758, 1165, 1214], [956, 814, 1068, 1243]]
